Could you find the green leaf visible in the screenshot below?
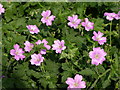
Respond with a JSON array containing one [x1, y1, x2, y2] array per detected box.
[[102, 79, 111, 88], [79, 68, 96, 76]]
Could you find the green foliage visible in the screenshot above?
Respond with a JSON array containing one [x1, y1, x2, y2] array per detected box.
[[2, 2, 120, 89]]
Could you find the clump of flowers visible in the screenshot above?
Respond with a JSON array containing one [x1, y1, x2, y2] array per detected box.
[[66, 74, 86, 89], [10, 44, 25, 61], [89, 47, 107, 66], [67, 15, 81, 29], [81, 18, 94, 31], [92, 31, 107, 45], [30, 53, 44, 66], [41, 10, 56, 26], [104, 12, 120, 21], [26, 25, 40, 34], [0, 3, 5, 15], [52, 40, 66, 53], [24, 41, 34, 52]]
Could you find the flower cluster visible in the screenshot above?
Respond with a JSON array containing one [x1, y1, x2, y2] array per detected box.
[[10, 39, 66, 66], [7, 5, 120, 88], [67, 15, 94, 31], [104, 11, 120, 21]]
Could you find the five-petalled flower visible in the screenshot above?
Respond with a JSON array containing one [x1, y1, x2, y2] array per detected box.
[[52, 40, 66, 53], [24, 41, 34, 52], [89, 47, 107, 66], [81, 18, 94, 31], [10, 44, 25, 61], [67, 15, 81, 29], [92, 31, 107, 45], [66, 74, 86, 89], [30, 53, 44, 66], [41, 10, 55, 26], [26, 25, 40, 34]]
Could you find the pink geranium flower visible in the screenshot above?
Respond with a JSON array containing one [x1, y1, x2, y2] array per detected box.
[[24, 41, 34, 52], [40, 49, 46, 55], [52, 40, 66, 53], [92, 31, 107, 45], [104, 12, 118, 21], [30, 53, 44, 66], [0, 3, 5, 15], [41, 10, 55, 26], [81, 18, 94, 31], [26, 25, 40, 34], [89, 47, 107, 66], [67, 15, 81, 29], [36, 39, 51, 50], [35, 40, 42, 45], [10, 44, 25, 61], [66, 74, 86, 89], [115, 11, 120, 20]]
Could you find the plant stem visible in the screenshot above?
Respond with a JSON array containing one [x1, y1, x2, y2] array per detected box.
[[110, 21, 112, 47], [27, 34, 31, 41], [89, 69, 110, 89]]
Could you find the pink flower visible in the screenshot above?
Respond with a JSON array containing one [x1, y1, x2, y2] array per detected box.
[[0, 3, 5, 15], [35, 40, 42, 45], [41, 10, 55, 26], [104, 12, 118, 21], [40, 49, 46, 55], [52, 40, 66, 53], [81, 18, 94, 31], [115, 11, 120, 20], [42, 39, 48, 44], [36, 39, 51, 50], [89, 47, 107, 66], [92, 31, 107, 45], [30, 53, 44, 66], [68, 15, 81, 29], [24, 41, 34, 52], [66, 74, 86, 89], [26, 25, 40, 34], [44, 44, 51, 50], [10, 44, 25, 61]]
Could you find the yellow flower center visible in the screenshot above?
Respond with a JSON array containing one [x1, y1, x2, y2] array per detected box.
[[46, 16, 49, 19], [59, 45, 62, 48], [72, 21, 75, 24], [36, 59, 40, 62], [95, 54, 99, 59], [15, 51, 19, 55], [74, 82, 78, 87]]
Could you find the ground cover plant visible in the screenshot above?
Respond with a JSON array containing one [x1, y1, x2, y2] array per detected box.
[[1, 2, 120, 89]]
